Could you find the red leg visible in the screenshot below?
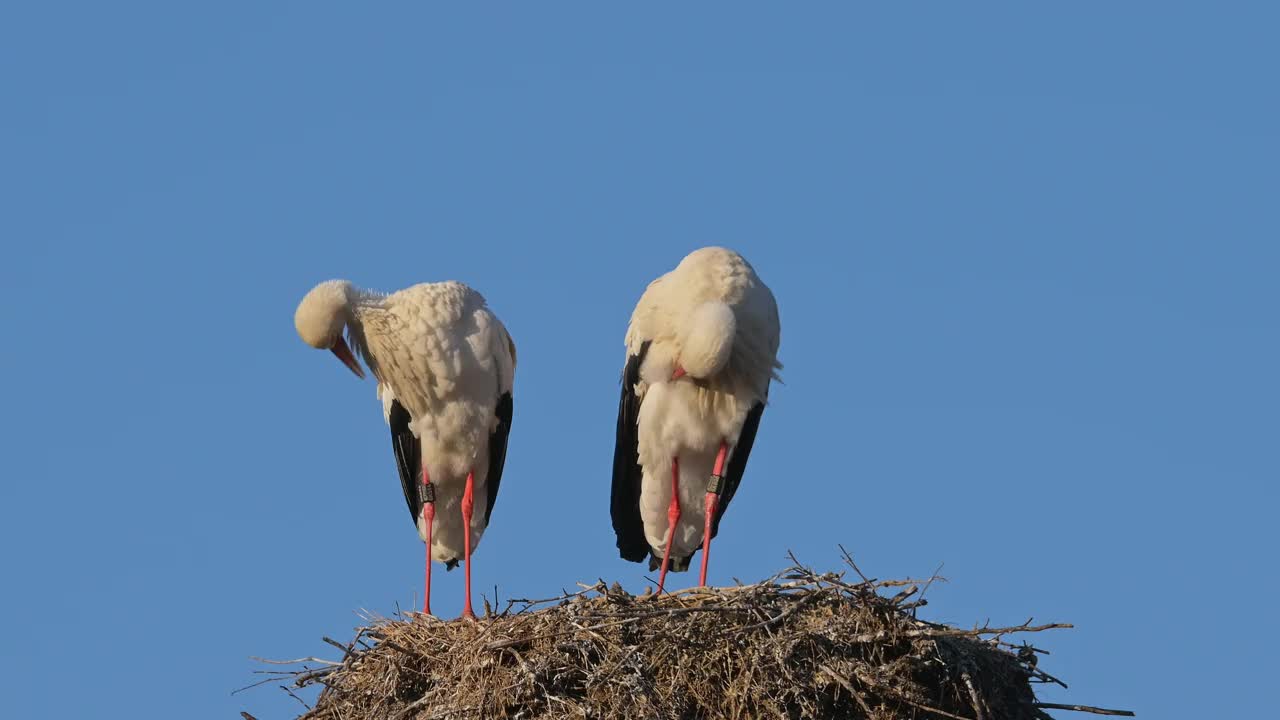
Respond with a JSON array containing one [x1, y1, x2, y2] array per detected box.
[[421, 465, 436, 615], [657, 457, 681, 594], [460, 470, 476, 619], [699, 441, 730, 587]]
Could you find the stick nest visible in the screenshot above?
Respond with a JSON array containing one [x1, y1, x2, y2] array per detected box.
[[251, 555, 1130, 719]]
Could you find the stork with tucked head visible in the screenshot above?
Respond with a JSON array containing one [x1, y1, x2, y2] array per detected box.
[[611, 247, 781, 591], [295, 279, 516, 618]]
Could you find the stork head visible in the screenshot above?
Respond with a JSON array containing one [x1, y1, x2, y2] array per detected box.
[[294, 280, 365, 378], [673, 301, 736, 380]]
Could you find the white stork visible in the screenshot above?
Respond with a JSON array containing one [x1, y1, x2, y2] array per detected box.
[[294, 279, 516, 618], [611, 247, 781, 591]]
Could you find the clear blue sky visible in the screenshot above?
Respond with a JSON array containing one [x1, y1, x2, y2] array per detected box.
[[1, 3, 1275, 718]]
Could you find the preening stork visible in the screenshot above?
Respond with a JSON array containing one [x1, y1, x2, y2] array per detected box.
[[294, 280, 516, 618], [611, 247, 781, 591]]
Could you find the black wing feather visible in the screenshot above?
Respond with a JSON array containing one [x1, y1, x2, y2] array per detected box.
[[610, 341, 651, 563], [710, 401, 765, 539], [484, 392, 514, 525], [388, 399, 422, 525]]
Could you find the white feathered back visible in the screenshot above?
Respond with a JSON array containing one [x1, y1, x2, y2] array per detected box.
[[626, 247, 782, 401]]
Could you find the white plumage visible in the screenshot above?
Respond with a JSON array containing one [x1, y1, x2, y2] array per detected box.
[[295, 279, 515, 615], [612, 247, 781, 581], [362, 282, 515, 555]]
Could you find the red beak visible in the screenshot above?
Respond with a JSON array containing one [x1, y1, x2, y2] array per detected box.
[[330, 337, 365, 378], [671, 364, 686, 380]]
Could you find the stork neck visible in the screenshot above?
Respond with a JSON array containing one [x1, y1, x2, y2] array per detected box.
[[342, 289, 382, 372], [346, 285, 384, 309]]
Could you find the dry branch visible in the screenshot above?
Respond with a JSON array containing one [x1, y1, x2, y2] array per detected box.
[[249, 559, 1130, 720]]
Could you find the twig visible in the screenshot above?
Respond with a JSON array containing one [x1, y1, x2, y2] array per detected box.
[[918, 562, 946, 605], [845, 622, 1071, 645], [508, 582, 604, 608], [962, 671, 987, 720], [818, 665, 875, 717], [279, 684, 311, 710], [1028, 665, 1070, 689], [890, 585, 919, 605], [291, 665, 337, 686], [233, 675, 294, 694], [248, 656, 340, 666], [322, 636, 354, 658], [838, 544, 871, 583], [1034, 702, 1135, 716]]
